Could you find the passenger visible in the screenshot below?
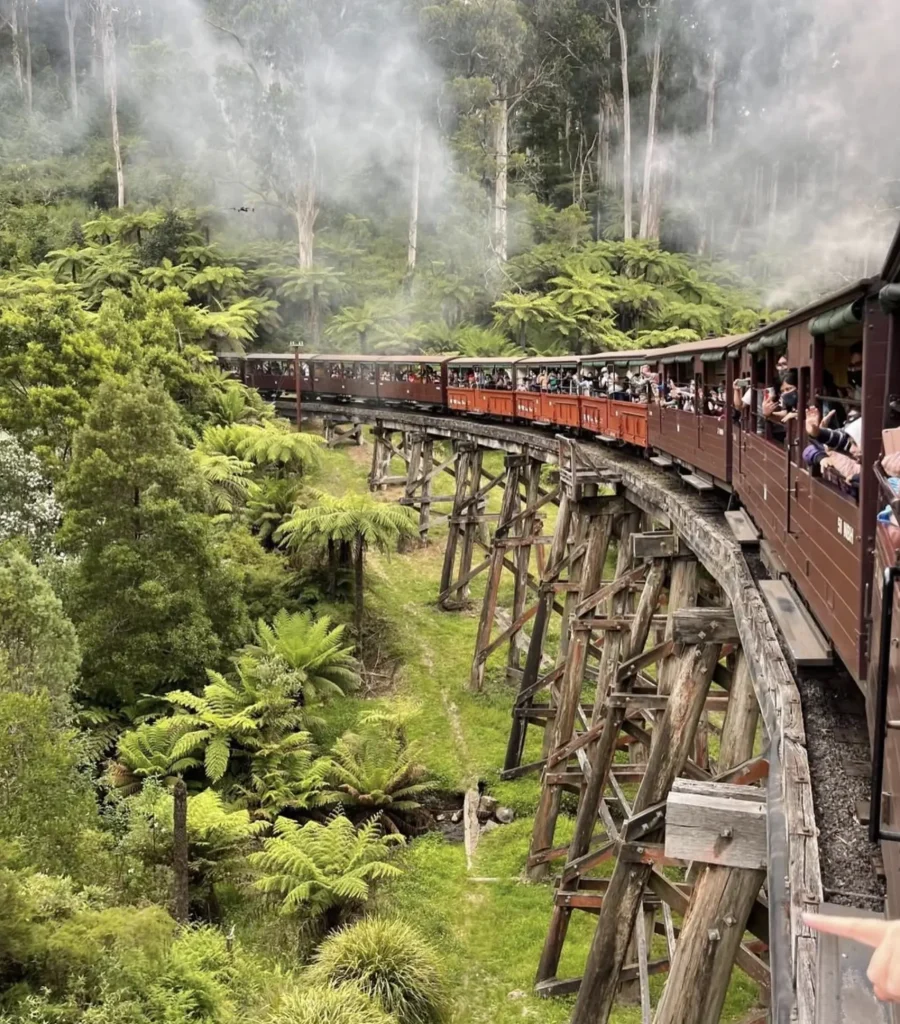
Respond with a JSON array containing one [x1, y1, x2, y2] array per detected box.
[[844, 344, 863, 403]]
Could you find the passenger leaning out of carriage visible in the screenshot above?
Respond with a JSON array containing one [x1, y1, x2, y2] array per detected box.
[[802, 405, 862, 497]]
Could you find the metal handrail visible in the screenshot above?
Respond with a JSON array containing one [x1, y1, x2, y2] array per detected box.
[[870, 564, 900, 843]]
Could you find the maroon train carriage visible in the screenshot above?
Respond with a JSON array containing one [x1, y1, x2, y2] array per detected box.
[[310, 355, 378, 400], [447, 357, 523, 417], [865, 222, 900, 912], [309, 354, 456, 408], [731, 281, 888, 686], [243, 353, 301, 398]]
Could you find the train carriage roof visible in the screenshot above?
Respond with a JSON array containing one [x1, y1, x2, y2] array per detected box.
[[244, 352, 313, 361], [518, 354, 581, 367], [447, 356, 526, 366], [309, 353, 458, 364], [643, 335, 752, 364]]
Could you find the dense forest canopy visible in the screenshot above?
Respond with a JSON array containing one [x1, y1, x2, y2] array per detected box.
[[0, 0, 897, 359], [0, 2, 896, 1022]]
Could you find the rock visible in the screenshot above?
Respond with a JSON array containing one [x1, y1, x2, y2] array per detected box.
[[436, 813, 446, 822], [481, 819, 500, 834], [507, 990, 527, 1001], [477, 795, 499, 821], [496, 806, 516, 824], [450, 810, 463, 824]]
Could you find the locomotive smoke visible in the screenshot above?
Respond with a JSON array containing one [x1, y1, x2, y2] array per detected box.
[[666, 0, 900, 303]]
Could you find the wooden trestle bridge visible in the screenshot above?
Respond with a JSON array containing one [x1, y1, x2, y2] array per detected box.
[[294, 402, 826, 1024]]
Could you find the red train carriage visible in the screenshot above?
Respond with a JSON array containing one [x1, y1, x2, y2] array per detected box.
[[579, 355, 614, 438], [447, 357, 522, 417], [515, 356, 581, 428], [647, 337, 745, 488], [604, 353, 650, 446]]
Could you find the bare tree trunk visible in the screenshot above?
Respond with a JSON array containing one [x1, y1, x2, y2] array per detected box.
[[98, 1, 125, 207], [172, 779, 190, 926], [638, 24, 662, 240], [64, 0, 79, 117], [2, 1, 24, 97], [610, 0, 632, 239], [491, 81, 509, 263], [406, 116, 423, 278], [353, 536, 365, 637], [294, 178, 317, 269], [22, 0, 32, 115], [699, 48, 719, 254], [593, 86, 606, 241]]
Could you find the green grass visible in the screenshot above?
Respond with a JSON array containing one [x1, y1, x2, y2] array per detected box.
[[311, 431, 761, 1024]]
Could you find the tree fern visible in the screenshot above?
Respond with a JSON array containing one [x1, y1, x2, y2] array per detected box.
[[319, 727, 434, 833], [112, 721, 201, 795], [250, 813, 403, 926]]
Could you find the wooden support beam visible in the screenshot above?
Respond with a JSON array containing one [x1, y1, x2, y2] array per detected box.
[[570, 640, 722, 1024], [665, 780, 767, 870], [631, 530, 685, 559], [576, 563, 647, 618], [671, 608, 739, 644], [528, 504, 615, 880]]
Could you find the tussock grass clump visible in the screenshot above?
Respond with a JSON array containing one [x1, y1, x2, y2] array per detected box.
[[311, 918, 447, 1024], [270, 984, 394, 1024]]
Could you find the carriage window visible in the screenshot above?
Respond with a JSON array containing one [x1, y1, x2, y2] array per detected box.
[[701, 361, 726, 417], [804, 336, 863, 501]]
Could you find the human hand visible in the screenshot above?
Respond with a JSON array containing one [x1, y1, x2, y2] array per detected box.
[[762, 395, 779, 419], [804, 914, 900, 1002]]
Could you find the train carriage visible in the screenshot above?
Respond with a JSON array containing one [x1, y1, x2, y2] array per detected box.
[[866, 224, 900, 915], [515, 355, 581, 427], [244, 354, 297, 397], [447, 356, 522, 417], [647, 337, 744, 487], [604, 353, 650, 446], [310, 354, 456, 408], [732, 282, 887, 685]]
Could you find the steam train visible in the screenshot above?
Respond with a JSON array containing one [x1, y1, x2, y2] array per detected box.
[[222, 223, 900, 916]]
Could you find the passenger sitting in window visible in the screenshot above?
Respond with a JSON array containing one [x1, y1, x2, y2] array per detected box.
[[803, 406, 862, 498]]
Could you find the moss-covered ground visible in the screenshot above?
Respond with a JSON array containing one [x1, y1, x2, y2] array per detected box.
[[315, 432, 761, 1024]]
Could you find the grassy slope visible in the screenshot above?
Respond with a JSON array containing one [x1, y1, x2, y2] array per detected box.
[[315, 435, 759, 1024]]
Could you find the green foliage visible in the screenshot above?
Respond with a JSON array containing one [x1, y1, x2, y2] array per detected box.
[[199, 423, 324, 479], [59, 377, 247, 703], [0, 545, 80, 700], [310, 918, 447, 1024], [269, 985, 394, 1024], [321, 727, 434, 834], [0, 691, 96, 874], [250, 814, 403, 925], [278, 491, 417, 557]]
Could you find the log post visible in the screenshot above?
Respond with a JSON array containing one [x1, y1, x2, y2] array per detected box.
[[470, 455, 524, 692], [570, 641, 723, 1024], [504, 491, 573, 772], [527, 501, 617, 881], [418, 437, 434, 539], [718, 651, 759, 773], [508, 459, 542, 676], [439, 442, 480, 609]]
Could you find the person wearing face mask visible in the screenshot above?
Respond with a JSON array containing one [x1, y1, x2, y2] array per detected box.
[[845, 344, 863, 402]]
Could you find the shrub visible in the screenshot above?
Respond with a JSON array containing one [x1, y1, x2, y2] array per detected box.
[[269, 985, 394, 1024], [310, 919, 447, 1024]]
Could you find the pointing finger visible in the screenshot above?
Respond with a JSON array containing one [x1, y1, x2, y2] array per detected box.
[[803, 913, 889, 948]]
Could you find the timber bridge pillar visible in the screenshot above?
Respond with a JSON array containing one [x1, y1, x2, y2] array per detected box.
[[454, 437, 794, 1024]]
